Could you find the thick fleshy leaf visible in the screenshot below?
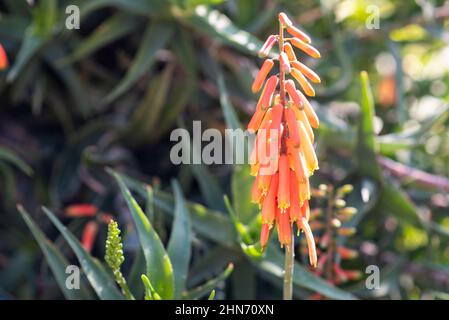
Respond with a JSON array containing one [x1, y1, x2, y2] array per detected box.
[[80, 0, 169, 17], [183, 263, 234, 299], [376, 184, 422, 227], [110, 171, 175, 299], [112, 170, 237, 248], [104, 22, 174, 104], [7, 28, 47, 82], [167, 179, 192, 299], [0, 146, 33, 176], [18, 205, 91, 300], [62, 13, 140, 64], [357, 71, 383, 181], [216, 69, 242, 131], [180, 6, 265, 57], [231, 165, 258, 224], [42, 207, 124, 300]]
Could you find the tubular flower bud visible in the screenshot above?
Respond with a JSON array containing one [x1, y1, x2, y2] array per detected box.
[[0, 44, 8, 70], [81, 221, 98, 253], [261, 173, 278, 225], [277, 155, 290, 212], [288, 147, 308, 183], [289, 38, 321, 58], [260, 223, 271, 248], [291, 60, 321, 83], [279, 52, 291, 74], [252, 59, 274, 93], [278, 12, 293, 27], [65, 204, 98, 218], [250, 13, 320, 256], [297, 90, 319, 128], [293, 106, 314, 143], [337, 246, 358, 259], [259, 35, 277, 58], [283, 43, 297, 61], [285, 107, 300, 148], [298, 217, 317, 267], [291, 68, 315, 97], [286, 25, 311, 44], [285, 80, 302, 107], [257, 75, 279, 110], [277, 207, 292, 246], [289, 170, 301, 222], [300, 200, 310, 221], [247, 106, 266, 133], [298, 121, 319, 174]]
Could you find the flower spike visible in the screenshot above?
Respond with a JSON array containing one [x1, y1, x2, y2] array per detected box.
[[249, 13, 321, 263]]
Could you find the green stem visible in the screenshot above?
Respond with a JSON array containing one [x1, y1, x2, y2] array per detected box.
[[115, 270, 135, 300], [283, 230, 294, 300]]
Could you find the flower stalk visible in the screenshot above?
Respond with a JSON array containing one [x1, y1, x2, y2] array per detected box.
[[105, 220, 135, 300]]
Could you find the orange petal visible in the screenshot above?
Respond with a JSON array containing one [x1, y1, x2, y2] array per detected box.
[[247, 107, 266, 133], [291, 68, 315, 97], [283, 43, 297, 61], [261, 173, 278, 224], [298, 121, 318, 174], [65, 204, 98, 218], [285, 107, 300, 148], [278, 12, 292, 27], [252, 59, 274, 93], [286, 25, 311, 44], [300, 199, 310, 221], [258, 173, 272, 195], [259, 35, 277, 58], [251, 175, 262, 203], [81, 221, 98, 253], [277, 155, 290, 212], [260, 223, 271, 248], [257, 75, 278, 110], [293, 106, 314, 143], [299, 175, 311, 205], [297, 90, 319, 128], [276, 207, 291, 246], [291, 60, 321, 83], [289, 170, 301, 222], [337, 246, 358, 259], [287, 147, 308, 183], [279, 52, 291, 74], [290, 38, 320, 58], [298, 218, 317, 267], [285, 80, 302, 108], [0, 44, 8, 70]]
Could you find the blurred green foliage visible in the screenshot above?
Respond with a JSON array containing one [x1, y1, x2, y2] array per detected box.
[[1, 0, 449, 300]]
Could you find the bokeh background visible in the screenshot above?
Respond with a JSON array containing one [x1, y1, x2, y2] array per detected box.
[[1, 0, 449, 300]]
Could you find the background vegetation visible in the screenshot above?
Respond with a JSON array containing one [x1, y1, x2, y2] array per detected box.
[[1, 0, 449, 300]]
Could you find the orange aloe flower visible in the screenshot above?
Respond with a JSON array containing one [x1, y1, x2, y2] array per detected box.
[[249, 12, 321, 266], [0, 44, 8, 70]]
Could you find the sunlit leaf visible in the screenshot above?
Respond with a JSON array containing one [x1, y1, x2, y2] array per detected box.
[[110, 171, 175, 299], [18, 205, 92, 300], [167, 179, 192, 299]]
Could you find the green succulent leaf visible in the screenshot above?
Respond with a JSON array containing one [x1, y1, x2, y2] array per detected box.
[[18, 205, 92, 300], [167, 179, 192, 299], [110, 171, 175, 300], [0, 147, 33, 176], [357, 71, 383, 181], [104, 22, 174, 104], [183, 263, 234, 299], [180, 6, 264, 57]]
